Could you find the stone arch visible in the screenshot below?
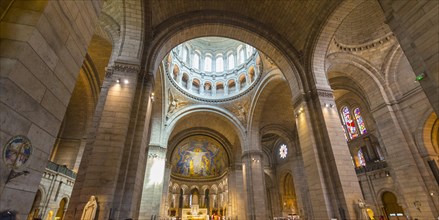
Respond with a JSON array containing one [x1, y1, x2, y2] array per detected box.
[[144, 13, 305, 101], [414, 110, 439, 158], [97, 12, 121, 66], [166, 127, 235, 167], [248, 68, 291, 150], [165, 105, 246, 149], [311, 0, 364, 90], [326, 53, 390, 110]]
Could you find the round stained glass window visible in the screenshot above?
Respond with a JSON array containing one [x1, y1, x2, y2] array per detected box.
[[279, 144, 288, 159], [3, 135, 32, 169]]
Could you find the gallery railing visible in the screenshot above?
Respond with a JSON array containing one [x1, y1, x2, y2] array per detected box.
[[355, 160, 388, 174], [46, 160, 77, 179]]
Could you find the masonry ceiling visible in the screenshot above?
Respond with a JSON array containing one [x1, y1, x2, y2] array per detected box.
[[150, 0, 342, 51]]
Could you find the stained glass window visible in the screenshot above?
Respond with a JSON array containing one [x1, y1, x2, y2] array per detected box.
[[354, 108, 367, 135], [342, 106, 358, 139], [279, 144, 288, 159], [358, 149, 366, 166]]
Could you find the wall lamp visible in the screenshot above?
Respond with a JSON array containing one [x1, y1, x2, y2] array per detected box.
[[295, 107, 304, 118], [116, 79, 129, 84], [150, 92, 155, 102], [324, 103, 334, 108], [6, 170, 30, 184]]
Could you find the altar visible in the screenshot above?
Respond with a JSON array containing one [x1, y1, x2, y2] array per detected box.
[[182, 205, 208, 220]]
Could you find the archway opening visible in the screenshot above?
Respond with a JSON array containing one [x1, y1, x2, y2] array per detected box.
[[382, 191, 404, 219]]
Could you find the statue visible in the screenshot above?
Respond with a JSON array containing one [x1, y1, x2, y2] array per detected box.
[[81, 196, 98, 220], [357, 199, 368, 220]]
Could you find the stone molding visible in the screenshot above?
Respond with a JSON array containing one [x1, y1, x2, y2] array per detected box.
[[334, 33, 395, 52], [147, 145, 167, 159], [292, 89, 334, 108], [241, 150, 264, 159]]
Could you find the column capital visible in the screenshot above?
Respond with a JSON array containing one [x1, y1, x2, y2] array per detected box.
[[147, 145, 167, 159], [293, 88, 334, 108], [113, 61, 141, 74], [241, 150, 263, 160]]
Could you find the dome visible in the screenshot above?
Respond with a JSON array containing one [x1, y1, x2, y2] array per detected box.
[[166, 37, 261, 102], [171, 136, 229, 179]]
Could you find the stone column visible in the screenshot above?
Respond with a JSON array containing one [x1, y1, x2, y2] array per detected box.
[[227, 165, 245, 220], [242, 151, 268, 220], [235, 77, 241, 92], [66, 64, 140, 220], [212, 84, 217, 96], [188, 78, 193, 90], [294, 89, 363, 219], [223, 82, 228, 96], [113, 75, 155, 219], [200, 81, 205, 94], [139, 145, 167, 220], [160, 162, 172, 217]]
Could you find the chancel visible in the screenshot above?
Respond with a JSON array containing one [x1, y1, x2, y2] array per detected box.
[[0, 1, 438, 220]]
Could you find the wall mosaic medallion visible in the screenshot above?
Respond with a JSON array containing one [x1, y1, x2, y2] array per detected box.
[[2, 135, 33, 169]]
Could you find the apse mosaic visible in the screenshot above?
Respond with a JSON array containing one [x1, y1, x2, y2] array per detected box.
[[171, 136, 228, 178]]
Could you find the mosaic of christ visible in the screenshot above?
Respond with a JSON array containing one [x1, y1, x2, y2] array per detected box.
[[172, 137, 228, 178]]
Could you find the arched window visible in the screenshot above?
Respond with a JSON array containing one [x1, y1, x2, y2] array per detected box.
[[204, 55, 212, 72], [182, 46, 188, 63], [341, 106, 358, 139], [228, 53, 234, 70], [246, 44, 253, 59], [216, 56, 224, 72], [358, 149, 366, 166], [192, 53, 200, 69], [354, 107, 367, 135], [238, 46, 245, 65]]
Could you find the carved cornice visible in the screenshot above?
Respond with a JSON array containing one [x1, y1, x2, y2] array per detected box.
[[113, 61, 141, 74], [334, 33, 395, 52], [316, 89, 333, 99], [292, 89, 334, 108], [241, 150, 264, 159]]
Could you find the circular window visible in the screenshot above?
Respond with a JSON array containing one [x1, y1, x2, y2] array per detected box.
[[3, 135, 33, 168], [279, 144, 288, 159]]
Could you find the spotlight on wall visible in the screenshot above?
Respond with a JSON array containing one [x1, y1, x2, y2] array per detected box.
[[116, 79, 120, 83], [150, 92, 155, 102], [124, 79, 129, 84], [385, 171, 390, 177]]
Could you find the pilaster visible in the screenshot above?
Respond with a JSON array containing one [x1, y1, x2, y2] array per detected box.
[[294, 88, 363, 219], [241, 151, 268, 220], [139, 145, 167, 220], [66, 63, 140, 220]]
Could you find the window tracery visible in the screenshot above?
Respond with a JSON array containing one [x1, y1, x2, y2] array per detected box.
[[341, 106, 358, 139], [354, 107, 367, 135]]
